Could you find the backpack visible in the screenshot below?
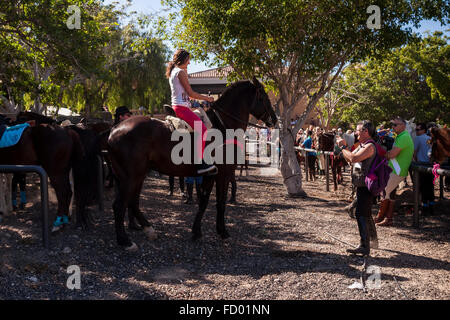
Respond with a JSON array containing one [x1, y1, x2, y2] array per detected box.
[[364, 140, 392, 196]]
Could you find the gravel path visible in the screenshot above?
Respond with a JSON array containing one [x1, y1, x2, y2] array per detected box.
[[0, 167, 449, 300]]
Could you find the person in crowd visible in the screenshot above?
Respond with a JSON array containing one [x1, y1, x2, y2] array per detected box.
[[113, 106, 132, 126], [338, 120, 378, 256], [314, 127, 326, 178], [301, 130, 317, 181], [375, 117, 414, 227], [184, 176, 203, 204], [168, 176, 185, 198], [413, 122, 435, 215]]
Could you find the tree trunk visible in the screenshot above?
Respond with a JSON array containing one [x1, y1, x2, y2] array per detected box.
[[279, 122, 307, 197]]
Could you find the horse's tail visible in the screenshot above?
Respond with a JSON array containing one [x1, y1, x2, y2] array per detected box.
[[68, 126, 102, 215], [67, 128, 85, 165]]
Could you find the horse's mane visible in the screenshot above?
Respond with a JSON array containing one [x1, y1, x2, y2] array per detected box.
[[212, 80, 253, 109], [206, 80, 254, 130], [16, 111, 55, 124]]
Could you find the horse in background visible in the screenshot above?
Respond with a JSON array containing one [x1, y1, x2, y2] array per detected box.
[[317, 132, 348, 191], [0, 117, 83, 229], [430, 127, 450, 164], [3, 111, 100, 230]]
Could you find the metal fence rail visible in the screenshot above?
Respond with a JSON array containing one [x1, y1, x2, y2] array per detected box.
[[294, 146, 335, 191], [0, 165, 50, 248]]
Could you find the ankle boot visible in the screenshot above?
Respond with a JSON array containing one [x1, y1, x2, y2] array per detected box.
[[377, 200, 394, 227], [347, 216, 370, 256], [375, 199, 389, 223], [367, 215, 378, 249], [185, 183, 194, 204]]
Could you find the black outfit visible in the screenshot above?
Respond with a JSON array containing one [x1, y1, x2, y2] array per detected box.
[[348, 142, 377, 256], [353, 187, 375, 254]]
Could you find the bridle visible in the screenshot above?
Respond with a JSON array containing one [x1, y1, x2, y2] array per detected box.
[[209, 86, 274, 130]]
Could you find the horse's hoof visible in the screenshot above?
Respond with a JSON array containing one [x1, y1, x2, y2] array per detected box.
[[143, 226, 157, 240], [125, 242, 138, 252]]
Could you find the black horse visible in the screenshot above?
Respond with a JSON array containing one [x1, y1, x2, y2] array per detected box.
[[107, 77, 277, 250]]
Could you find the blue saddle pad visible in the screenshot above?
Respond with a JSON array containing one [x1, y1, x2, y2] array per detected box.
[[0, 123, 30, 148]]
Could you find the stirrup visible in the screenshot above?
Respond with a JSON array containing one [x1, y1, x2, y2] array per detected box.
[[197, 164, 218, 176]]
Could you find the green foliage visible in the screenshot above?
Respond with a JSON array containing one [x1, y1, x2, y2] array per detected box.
[[333, 32, 450, 127], [0, 0, 170, 115]]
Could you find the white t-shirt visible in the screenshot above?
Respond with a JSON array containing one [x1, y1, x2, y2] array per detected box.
[[169, 67, 189, 107]]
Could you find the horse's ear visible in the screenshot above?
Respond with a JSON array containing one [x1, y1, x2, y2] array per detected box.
[[251, 76, 262, 88]]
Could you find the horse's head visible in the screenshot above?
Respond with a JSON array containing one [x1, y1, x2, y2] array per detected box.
[[318, 132, 335, 151], [249, 77, 278, 128], [429, 127, 450, 163]]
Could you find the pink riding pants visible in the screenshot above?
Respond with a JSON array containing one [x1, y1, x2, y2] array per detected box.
[[173, 105, 207, 162]]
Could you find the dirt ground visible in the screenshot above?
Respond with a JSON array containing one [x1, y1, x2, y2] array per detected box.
[[0, 165, 449, 300]]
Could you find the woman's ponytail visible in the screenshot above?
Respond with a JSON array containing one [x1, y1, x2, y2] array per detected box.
[[166, 49, 190, 78], [166, 61, 175, 78]]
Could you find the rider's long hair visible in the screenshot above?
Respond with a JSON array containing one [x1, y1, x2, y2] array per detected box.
[[166, 49, 190, 78]]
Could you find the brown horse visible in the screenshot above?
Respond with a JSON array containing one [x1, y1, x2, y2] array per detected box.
[[430, 127, 450, 163], [107, 78, 277, 249], [317, 132, 347, 191], [1, 112, 101, 230], [0, 122, 84, 229]]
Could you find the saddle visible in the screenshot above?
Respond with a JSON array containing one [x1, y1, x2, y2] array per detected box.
[[0, 123, 30, 148], [164, 105, 212, 133]]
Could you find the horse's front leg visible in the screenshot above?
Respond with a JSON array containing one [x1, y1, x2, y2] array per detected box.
[[192, 175, 214, 241]]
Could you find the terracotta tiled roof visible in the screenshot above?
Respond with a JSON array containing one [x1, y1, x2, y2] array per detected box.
[[188, 66, 233, 79]]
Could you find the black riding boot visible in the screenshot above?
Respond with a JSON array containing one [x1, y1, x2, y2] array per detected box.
[[347, 215, 370, 256], [185, 183, 194, 204]]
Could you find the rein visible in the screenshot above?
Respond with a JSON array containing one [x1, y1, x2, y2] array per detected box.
[[209, 86, 272, 130]]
